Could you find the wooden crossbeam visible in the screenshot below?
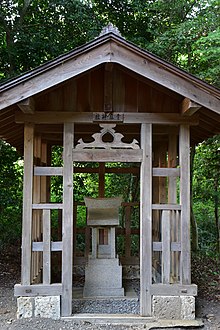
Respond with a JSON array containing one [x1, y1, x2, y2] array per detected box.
[[15, 112, 199, 125], [14, 284, 62, 296], [150, 284, 197, 296]]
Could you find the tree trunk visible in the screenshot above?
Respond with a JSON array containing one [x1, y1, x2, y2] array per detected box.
[[214, 179, 220, 254], [190, 145, 198, 252]]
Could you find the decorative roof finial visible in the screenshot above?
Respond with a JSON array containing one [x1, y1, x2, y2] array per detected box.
[[99, 23, 122, 37]]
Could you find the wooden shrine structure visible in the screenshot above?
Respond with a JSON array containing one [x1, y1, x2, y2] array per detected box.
[[0, 25, 220, 320]]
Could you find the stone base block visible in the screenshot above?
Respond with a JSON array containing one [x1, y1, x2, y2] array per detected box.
[[17, 297, 34, 319], [17, 296, 60, 320], [152, 295, 195, 320], [84, 257, 124, 297]]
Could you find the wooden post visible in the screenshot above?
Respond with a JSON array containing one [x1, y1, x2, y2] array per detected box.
[[62, 122, 74, 316], [21, 123, 34, 285], [125, 205, 131, 258], [168, 133, 178, 281], [179, 125, 191, 284], [43, 209, 51, 284], [99, 162, 105, 197], [162, 210, 171, 284], [140, 123, 152, 316]]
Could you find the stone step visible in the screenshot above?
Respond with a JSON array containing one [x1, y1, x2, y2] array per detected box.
[[62, 314, 203, 328]]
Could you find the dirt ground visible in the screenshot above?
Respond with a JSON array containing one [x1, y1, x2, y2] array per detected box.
[[0, 245, 219, 329]]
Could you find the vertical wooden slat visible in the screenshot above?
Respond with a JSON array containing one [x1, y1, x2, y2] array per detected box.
[[73, 203, 77, 260], [43, 209, 51, 284], [158, 143, 167, 204], [179, 125, 191, 284], [140, 123, 152, 316], [162, 210, 171, 284], [176, 210, 181, 281], [168, 133, 177, 281], [21, 123, 34, 285], [62, 122, 74, 316], [125, 205, 131, 258], [98, 162, 107, 245]]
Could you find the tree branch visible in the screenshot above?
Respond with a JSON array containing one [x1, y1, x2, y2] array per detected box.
[[0, 12, 10, 33], [17, 0, 31, 26]]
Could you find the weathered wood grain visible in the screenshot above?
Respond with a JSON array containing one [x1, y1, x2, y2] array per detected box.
[[179, 125, 191, 284], [140, 123, 152, 316], [62, 122, 74, 316], [43, 210, 51, 284], [21, 123, 34, 285]]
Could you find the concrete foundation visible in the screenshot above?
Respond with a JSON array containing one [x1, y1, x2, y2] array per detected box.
[[17, 296, 60, 320], [152, 295, 195, 320]]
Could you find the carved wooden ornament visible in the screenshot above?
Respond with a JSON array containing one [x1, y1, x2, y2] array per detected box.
[[75, 124, 140, 150]]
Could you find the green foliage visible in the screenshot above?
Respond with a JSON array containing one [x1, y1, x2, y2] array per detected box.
[[0, 0, 102, 80], [193, 201, 217, 255], [0, 0, 219, 86], [192, 136, 220, 254], [0, 140, 23, 246]]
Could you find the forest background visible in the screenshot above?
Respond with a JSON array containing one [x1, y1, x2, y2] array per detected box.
[[0, 0, 219, 261]]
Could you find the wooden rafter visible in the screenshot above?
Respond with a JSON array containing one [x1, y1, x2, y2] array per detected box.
[[17, 97, 35, 114], [181, 98, 201, 116]]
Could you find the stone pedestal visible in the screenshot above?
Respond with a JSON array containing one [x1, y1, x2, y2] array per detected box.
[[84, 257, 124, 297], [83, 197, 124, 298]]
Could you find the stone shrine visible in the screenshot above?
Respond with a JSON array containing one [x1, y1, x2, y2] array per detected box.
[[83, 197, 124, 297]]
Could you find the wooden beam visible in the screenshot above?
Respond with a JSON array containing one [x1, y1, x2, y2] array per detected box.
[[150, 284, 197, 296], [17, 97, 35, 114], [0, 42, 112, 110], [32, 241, 62, 251], [1, 38, 219, 114], [181, 98, 201, 116], [15, 112, 199, 125], [140, 123, 152, 316], [153, 168, 180, 177], [21, 123, 34, 285], [62, 122, 74, 316], [72, 149, 143, 163], [32, 203, 63, 209], [110, 42, 220, 114], [152, 204, 181, 210], [179, 125, 191, 284], [14, 284, 62, 296], [34, 166, 63, 176], [153, 242, 181, 252]]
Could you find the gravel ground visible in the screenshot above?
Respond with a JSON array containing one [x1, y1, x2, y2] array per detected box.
[[0, 248, 220, 329]]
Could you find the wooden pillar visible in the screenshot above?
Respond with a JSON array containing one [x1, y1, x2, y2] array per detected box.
[[179, 125, 191, 284], [21, 123, 34, 285], [140, 123, 152, 316], [62, 122, 74, 316], [168, 133, 178, 281], [32, 135, 41, 283], [99, 162, 107, 244], [99, 162, 105, 197]]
